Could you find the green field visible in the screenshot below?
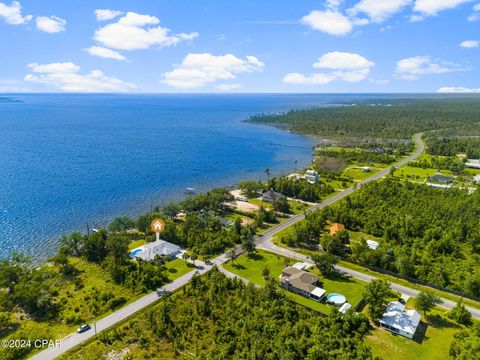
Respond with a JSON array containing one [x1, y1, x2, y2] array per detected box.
[[165, 258, 196, 281], [224, 250, 366, 314], [366, 305, 463, 360]]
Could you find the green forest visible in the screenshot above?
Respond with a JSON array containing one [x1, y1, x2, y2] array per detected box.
[[63, 269, 375, 360], [280, 178, 480, 297], [247, 99, 480, 139], [426, 136, 480, 159]]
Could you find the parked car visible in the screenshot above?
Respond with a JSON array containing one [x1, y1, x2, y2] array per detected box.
[[77, 324, 91, 333]]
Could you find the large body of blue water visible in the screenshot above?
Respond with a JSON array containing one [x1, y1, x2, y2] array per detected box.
[[0, 93, 453, 258]]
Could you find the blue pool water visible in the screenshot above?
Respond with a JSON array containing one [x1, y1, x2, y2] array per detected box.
[[130, 249, 143, 258], [327, 293, 347, 305]]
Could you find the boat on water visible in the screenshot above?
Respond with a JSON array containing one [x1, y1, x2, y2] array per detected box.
[[185, 187, 196, 195]]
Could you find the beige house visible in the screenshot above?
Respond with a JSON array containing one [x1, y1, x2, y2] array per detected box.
[[279, 267, 326, 301]]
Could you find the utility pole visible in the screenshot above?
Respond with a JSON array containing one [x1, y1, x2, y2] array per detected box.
[[94, 320, 97, 336]]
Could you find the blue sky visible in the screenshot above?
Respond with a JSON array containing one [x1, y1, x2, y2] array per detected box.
[[0, 0, 479, 93]]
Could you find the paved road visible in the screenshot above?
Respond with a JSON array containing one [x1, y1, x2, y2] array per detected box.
[[256, 133, 425, 241], [31, 133, 476, 359], [30, 254, 230, 360], [256, 133, 480, 319]]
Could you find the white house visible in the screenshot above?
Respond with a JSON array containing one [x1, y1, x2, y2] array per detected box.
[[130, 239, 182, 262], [379, 301, 421, 339], [466, 159, 480, 169], [366, 240, 379, 250], [339, 302, 352, 314], [304, 169, 320, 184]]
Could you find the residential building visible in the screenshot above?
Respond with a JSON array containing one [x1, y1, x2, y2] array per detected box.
[[329, 223, 345, 236], [366, 239, 379, 250], [379, 301, 421, 339], [428, 173, 454, 184], [304, 169, 320, 184], [465, 159, 480, 169], [279, 267, 326, 301], [261, 189, 286, 203], [217, 217, 234, 227], [130, 239, 182, 262], [339, 303, 352, 314]]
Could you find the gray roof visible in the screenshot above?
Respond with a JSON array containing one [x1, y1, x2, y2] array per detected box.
[[134, 240, 182, 261], [428, 174, 454, 184], [379, 302, 421, 335], [261, 189, 286, 202]]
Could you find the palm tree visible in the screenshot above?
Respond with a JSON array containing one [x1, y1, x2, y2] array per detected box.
[[227, 248, 238, 264], [264, 167, 271, 182]]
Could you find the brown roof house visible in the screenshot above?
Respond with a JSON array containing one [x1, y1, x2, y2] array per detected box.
[[279, 267, 326, 301], [329, 223, 345, 236]]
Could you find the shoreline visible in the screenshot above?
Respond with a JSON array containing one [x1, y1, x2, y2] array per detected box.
[[24, 147, 316, 263]]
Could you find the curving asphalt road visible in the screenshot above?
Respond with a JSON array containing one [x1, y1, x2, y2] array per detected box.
[[30, 133, 478, 360], [256, 133, 480, 319]]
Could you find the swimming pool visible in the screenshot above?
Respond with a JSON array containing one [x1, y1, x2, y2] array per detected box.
[[327, 293, 346, 306], [130, 249, 143, 258]]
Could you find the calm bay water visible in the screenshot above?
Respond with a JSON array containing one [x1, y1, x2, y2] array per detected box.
[[0, 93, 451, 258]]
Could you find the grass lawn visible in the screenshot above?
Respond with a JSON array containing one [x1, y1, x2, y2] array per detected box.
[[366, 305, 463, 360], [165, 258, 196, 281], [288, 200, 309, 214], [349, 230, 382, 243], [248, 198, 272, 209], [128, 239, 146, 250], [224, 250, 366, 314], [339, 260, 480, 311]]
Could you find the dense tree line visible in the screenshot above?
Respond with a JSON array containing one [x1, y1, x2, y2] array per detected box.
[[247, 99, 480, 139], [267, 177, 334, 202], [426, 136, 480, 159], [65, 269, 375, 360], [280, 178, 480, 297], [328, 178, 480, 297]]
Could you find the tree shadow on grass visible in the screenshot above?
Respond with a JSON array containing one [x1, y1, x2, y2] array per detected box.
[[412, 321, 428, 344], [248, 253, 265, 261], [232, 264, 246, 270], [325, 272, 355, 283], [427, 314, 460, 330]]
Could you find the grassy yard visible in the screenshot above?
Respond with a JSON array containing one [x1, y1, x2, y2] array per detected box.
[[366, 305, 463, 360], [288, 199, 309, 214], [128, 239, 146, 250], [339, 260, 480, 311], [165, 258, 196, 281], [224, 250, 366, 314]]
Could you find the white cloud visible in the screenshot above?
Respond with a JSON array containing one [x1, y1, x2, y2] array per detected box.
[[24, 62, 136, 92], [395, 56, 467, 79], [301, 10, 353, 36], [349, 0, 412, 23], [85, 46, 126, 61], [413, 0, 474, 16], [215, 83, 243, 91], [0, 1, 31, 24], [93, 11, 198, 51], [161, 53, 264, 89], [94, 9, 123, 21], [283, 51, 374, 85], [437, 86, 480, 93], [35, 15, 66, 33], [474, 3, 480, 10], [468, 13, 480, 21], [460, 40, 479, 48]]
